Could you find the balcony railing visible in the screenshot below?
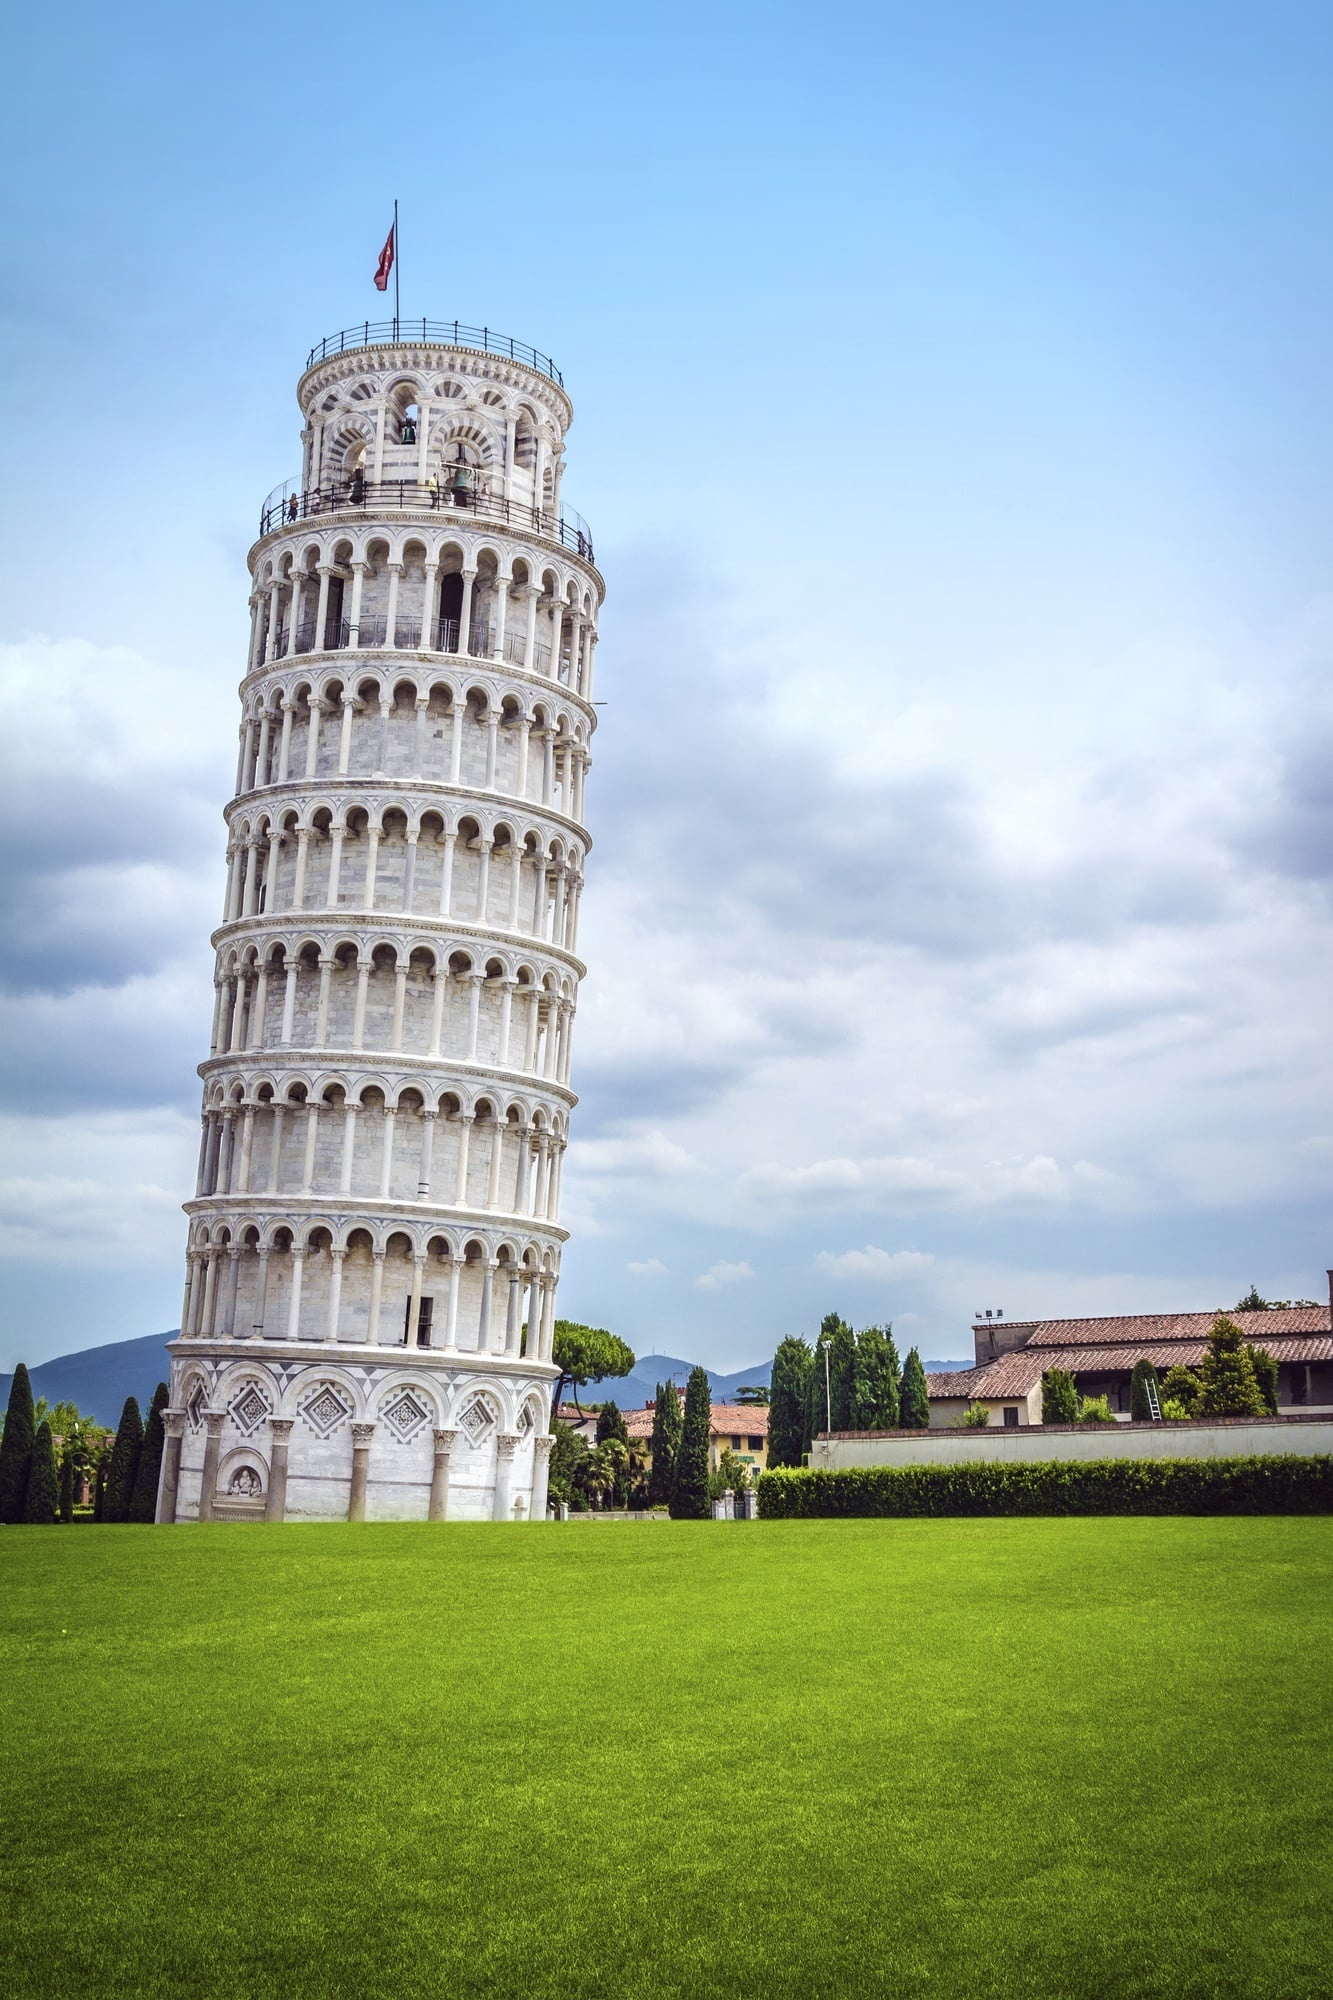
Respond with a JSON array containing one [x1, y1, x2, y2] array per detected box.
[[305, 319, 563, 385], [259, 476, 594, 563]]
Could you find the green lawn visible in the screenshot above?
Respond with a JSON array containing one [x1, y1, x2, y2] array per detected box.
[[2, 1519, 1329, 1999]]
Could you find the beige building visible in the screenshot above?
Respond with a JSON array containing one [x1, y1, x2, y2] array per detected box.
[[622, 1396, 770, 1476], [926, 1290, 1333, 1429]]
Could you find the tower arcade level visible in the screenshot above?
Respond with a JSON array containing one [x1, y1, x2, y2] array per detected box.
[[158, 324, 603, 1524]]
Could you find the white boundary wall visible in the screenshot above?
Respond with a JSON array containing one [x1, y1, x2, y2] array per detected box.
[[809, 1417, 1333, 1472]]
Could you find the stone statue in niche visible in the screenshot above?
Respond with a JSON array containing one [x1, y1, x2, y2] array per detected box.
[[228, 1466, 263, 1499]]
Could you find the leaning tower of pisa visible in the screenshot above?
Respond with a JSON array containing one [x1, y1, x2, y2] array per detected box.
[[157, 319, 601, 1524]]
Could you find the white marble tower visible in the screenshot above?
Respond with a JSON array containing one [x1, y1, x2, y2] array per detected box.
[[159, 320, 601, 1523]]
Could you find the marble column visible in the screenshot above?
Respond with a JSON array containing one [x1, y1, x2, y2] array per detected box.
[[493, 1433, 520, 1521], [197, 1410, 225, 1523], [348, 1422, 376, 1521], [429, 1428, 458, 1521], [265, 1418, 294, 1522], [157, 1410, 186, 1524]]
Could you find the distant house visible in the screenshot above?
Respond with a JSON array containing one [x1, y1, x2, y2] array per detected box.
[[622, 1394, 770, 1476], [926, 1291, 1333, 1428]]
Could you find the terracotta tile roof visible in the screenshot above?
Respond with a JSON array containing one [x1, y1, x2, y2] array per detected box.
[[935, 1333, 1333, 1401], [994, 1306, 1329, 1349], [620, 1402, 769, 1441]]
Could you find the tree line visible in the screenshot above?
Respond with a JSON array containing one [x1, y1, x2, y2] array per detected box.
[[766, 1314, 931, 1469], [0, 1364, 169, 1525]]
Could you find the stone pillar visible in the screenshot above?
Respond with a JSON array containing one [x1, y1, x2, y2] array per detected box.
[[429, 1428, 457, 1521], [348, 1423, 375, 1521], [367, 1250, 385, 1345], [197, 1410, 225, 1523], [493, 1433, 520, 1521], [530, 1433, 554, 1522], [156, 1410, 186, 1524], [265, 1418, 294, 1522]]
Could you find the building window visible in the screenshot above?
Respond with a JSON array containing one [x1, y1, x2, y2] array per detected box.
[[730, 1434, 741, 1449], [747, 1436, 763, 1451], [1003, 1407, 1019, 1428]]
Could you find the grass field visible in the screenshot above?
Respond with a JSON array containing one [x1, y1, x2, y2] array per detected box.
[[2, 1519, 1330, 2000]]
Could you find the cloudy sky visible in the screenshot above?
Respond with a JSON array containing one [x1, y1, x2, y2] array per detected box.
[[2, 0, 1330, 1371]]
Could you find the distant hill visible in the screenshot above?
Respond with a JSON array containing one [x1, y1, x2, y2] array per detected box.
[[0, 1332, 177, 1428]]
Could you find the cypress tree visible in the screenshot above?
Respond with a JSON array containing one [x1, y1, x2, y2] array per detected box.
[[21, 1421, 59, 1524], [594, 1400, 629, 1448], [0, 1362, 36, 1525], [767, 1338, 812, 1468], [851, 1325, 901, 1430], [828, 1318, 856, 1430], [1041, 1367, 1080, 1424], [1129, 1358, 1161, 1422], [129, 1383, 169, 1524], [1196, 1317, 1266, 1420], [804, 1320, 836, 1448], [104, 1396, 144, 1524], [647, 1383, 678, 1505], [93, 1463, 107, 1521], [58, 1448, 75, 1523], [669, 1366, 711, 1520], [899, 1347, 930, 1429]]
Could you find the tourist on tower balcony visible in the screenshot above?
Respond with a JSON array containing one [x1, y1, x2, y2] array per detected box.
[[350, 468, 365, 505], [287, 493, 299, 522]]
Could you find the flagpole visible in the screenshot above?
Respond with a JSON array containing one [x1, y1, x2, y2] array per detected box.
[[393, 198, 400, 334]]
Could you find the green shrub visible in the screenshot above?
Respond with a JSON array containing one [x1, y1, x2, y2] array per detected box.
[[1078, 1395, 1117, 1425], [964, 1402, 992, 1429], [1041, 1369, 1079, 1424], [1196, 1317, 1266, 1420], [1162, 1366, 1202, 1416], [1161, 1398, 1192, 1421], [757, 1456, 1333, 1519]]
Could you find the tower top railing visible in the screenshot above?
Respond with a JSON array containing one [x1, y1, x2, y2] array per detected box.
[[305, 319, 563, 386], [258, 476, 594, 564]]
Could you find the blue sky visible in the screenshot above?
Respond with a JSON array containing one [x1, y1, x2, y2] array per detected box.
[[2, 0, 1330, 1370]]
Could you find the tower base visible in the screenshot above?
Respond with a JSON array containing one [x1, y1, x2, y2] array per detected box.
[[159, 1340, 555, 1523]]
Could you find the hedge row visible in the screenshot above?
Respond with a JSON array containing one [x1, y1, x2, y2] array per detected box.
[[756, 1454, 1333, 1519]]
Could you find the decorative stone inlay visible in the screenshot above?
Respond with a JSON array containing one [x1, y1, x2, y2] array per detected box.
[[186, 1382, 208, 1431], [229, 1383, 271, 1434], [457, 1396, 497, 1446], [517, 1403, 535, 1435], [381, 1390, 430, 1442], [300, 1381, 354, 1437]]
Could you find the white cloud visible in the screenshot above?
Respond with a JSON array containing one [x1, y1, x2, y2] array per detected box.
[[694, 1260, 756, 1292], [0, 1110, 197, 1265], [816, 1247, 936, 1282], [626, 1259, 669, 1277]]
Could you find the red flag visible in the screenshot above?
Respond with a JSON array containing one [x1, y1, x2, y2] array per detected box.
[[373, 223, 395, 293]]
